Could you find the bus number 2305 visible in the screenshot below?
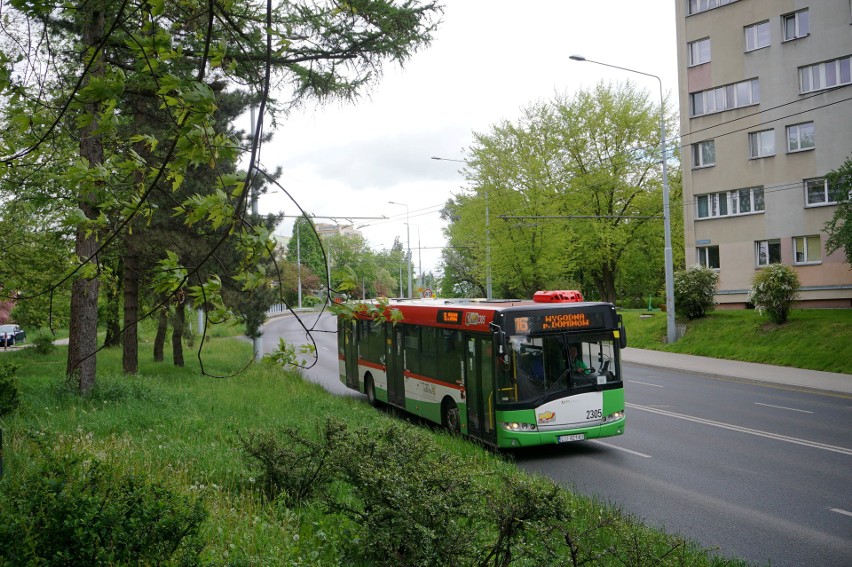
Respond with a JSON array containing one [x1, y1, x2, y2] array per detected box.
[[586, 409, 603, 420]]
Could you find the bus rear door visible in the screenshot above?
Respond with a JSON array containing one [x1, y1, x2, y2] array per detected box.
[[386, 325, 406, 406]]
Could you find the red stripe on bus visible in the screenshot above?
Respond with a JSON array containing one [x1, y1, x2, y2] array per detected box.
[[360, 359, 385, 371], [404, 370, 465, 392]]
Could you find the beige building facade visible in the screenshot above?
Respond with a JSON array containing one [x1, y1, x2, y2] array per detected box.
[[675, 0, 852, 307]]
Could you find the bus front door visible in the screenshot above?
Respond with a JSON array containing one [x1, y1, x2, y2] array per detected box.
[[386, 326, 406, 407], [465, 335, 496, 444]]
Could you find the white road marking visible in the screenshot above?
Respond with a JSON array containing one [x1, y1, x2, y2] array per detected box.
[[590, 440, 652, 458], [754, 402, 813, 414], [628, 380, 664, 388], [830, 508, 852, 518], [627, 403, 852, 456]]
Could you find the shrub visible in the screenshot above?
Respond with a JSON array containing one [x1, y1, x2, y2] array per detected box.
[[30, 330, 57, 355], [749, 264, 800, 323], [0, 362, 21, 417], [674, 265, 719, 319], [0, 442, 207, 565]]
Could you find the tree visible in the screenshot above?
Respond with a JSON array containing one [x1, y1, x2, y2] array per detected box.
[[1, 1, 441, 392], [443, 82, 682, 303], [824, 156, 852, 267]]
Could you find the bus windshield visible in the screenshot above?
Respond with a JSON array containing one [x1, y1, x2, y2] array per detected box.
[[496, 334, 620, 406]]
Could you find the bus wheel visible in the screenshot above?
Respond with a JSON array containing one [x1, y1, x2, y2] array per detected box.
[[443, 399, 461, 434], [365, 376, 379, 407]]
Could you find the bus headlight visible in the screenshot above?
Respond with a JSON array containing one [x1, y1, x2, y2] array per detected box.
[[501, 422, 537, 432], [602, 411, 625, 423]]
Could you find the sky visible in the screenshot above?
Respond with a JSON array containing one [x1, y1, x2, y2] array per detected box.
[[253, 1, 679, 277]]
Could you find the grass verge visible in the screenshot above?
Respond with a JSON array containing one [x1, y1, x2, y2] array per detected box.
[[620, 308, 852, 374]]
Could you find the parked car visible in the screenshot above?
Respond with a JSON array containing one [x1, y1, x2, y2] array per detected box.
[[0, 324, 25, 347]]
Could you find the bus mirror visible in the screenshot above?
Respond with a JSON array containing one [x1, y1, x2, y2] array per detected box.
[[490, 323, 508, 355], [616, 315, 628, 349]]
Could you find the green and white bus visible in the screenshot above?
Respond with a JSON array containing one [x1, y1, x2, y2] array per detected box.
[[337, 290, 627, 448]]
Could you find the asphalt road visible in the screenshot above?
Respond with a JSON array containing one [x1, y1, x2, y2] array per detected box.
[[263, 313, 852, 566]]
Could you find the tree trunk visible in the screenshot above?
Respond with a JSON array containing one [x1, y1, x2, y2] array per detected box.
[[103, 259, 122, 348], [172, 296, 185, 367], [122, 90, 152, 375], [154, 306, 168, 362], [66, 3, 105, 394], [122, 247, 139, 374]]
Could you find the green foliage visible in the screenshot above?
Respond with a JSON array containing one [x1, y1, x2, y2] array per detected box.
[[823, 155, 852, 267], [674, 265, 719, 319], [0, 361, 21, 417], [0, 441, 207, 565], [262, 337, 316, 368], [445, 81, 683, 302], [30, 330, 57, 355], [749, 264, 801, 324]]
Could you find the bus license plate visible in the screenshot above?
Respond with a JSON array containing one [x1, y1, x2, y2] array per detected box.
[[558, 434, 585, 443]]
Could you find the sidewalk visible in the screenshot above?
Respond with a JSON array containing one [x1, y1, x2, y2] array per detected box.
[[622, 347, 852, 395]]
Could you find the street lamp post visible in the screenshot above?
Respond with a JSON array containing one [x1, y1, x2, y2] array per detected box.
[[388, 201, 412, 298], [431, 156, 493, 299], [569, 54, 677, 343]]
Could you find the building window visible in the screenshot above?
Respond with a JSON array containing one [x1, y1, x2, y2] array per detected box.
[[745, 21, 770, 52], [793, 235, 821, 264], [691, 79, 759, 117], [688, 38, 712, 66], [803, 178, 847, 207], [799, 56, 852, 93], [748, 129, 775, 158], [688, 0, 738, 16], [756, 239, 781, 267], [697, 246, 720, 269], [782, 9, 809, 42], [787, 122, 815, 152], [692, 140, 715, 168], [697, 187, 764, 219]]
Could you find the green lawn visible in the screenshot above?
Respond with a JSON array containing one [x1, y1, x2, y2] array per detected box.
[[620, 308, 852, 374]]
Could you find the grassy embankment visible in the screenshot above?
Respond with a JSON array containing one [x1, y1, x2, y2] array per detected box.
[[620, 308, 852, 374], [0, 322, 749, 566]]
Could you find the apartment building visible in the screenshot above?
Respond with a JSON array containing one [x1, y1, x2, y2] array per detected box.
[[675, 0, 852, 307]]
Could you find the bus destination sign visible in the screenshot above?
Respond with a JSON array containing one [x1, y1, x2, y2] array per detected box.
[[513, 311, 605, 334], [437, 310, 463, 325]]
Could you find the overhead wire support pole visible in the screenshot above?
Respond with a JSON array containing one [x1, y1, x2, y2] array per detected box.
[[570, 55, 677, 344]]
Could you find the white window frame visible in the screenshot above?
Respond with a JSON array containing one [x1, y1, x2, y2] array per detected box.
[[748, 129, 775, 159], [688, 0, 738, 16], [745, 21, 770, 52], [787, 122, 815, 153], [697, 246, 720, 269], [688, 38, 712, 67], [799, 56, 852, 94], [692, 140, 715, 168], [755, 239, 782, 267], [803, 178, 842, 207], [793, 235, 821, 265], [691, 79, 759, 117], [697, 187, 764, 220], [782, 9, 809, 42]]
